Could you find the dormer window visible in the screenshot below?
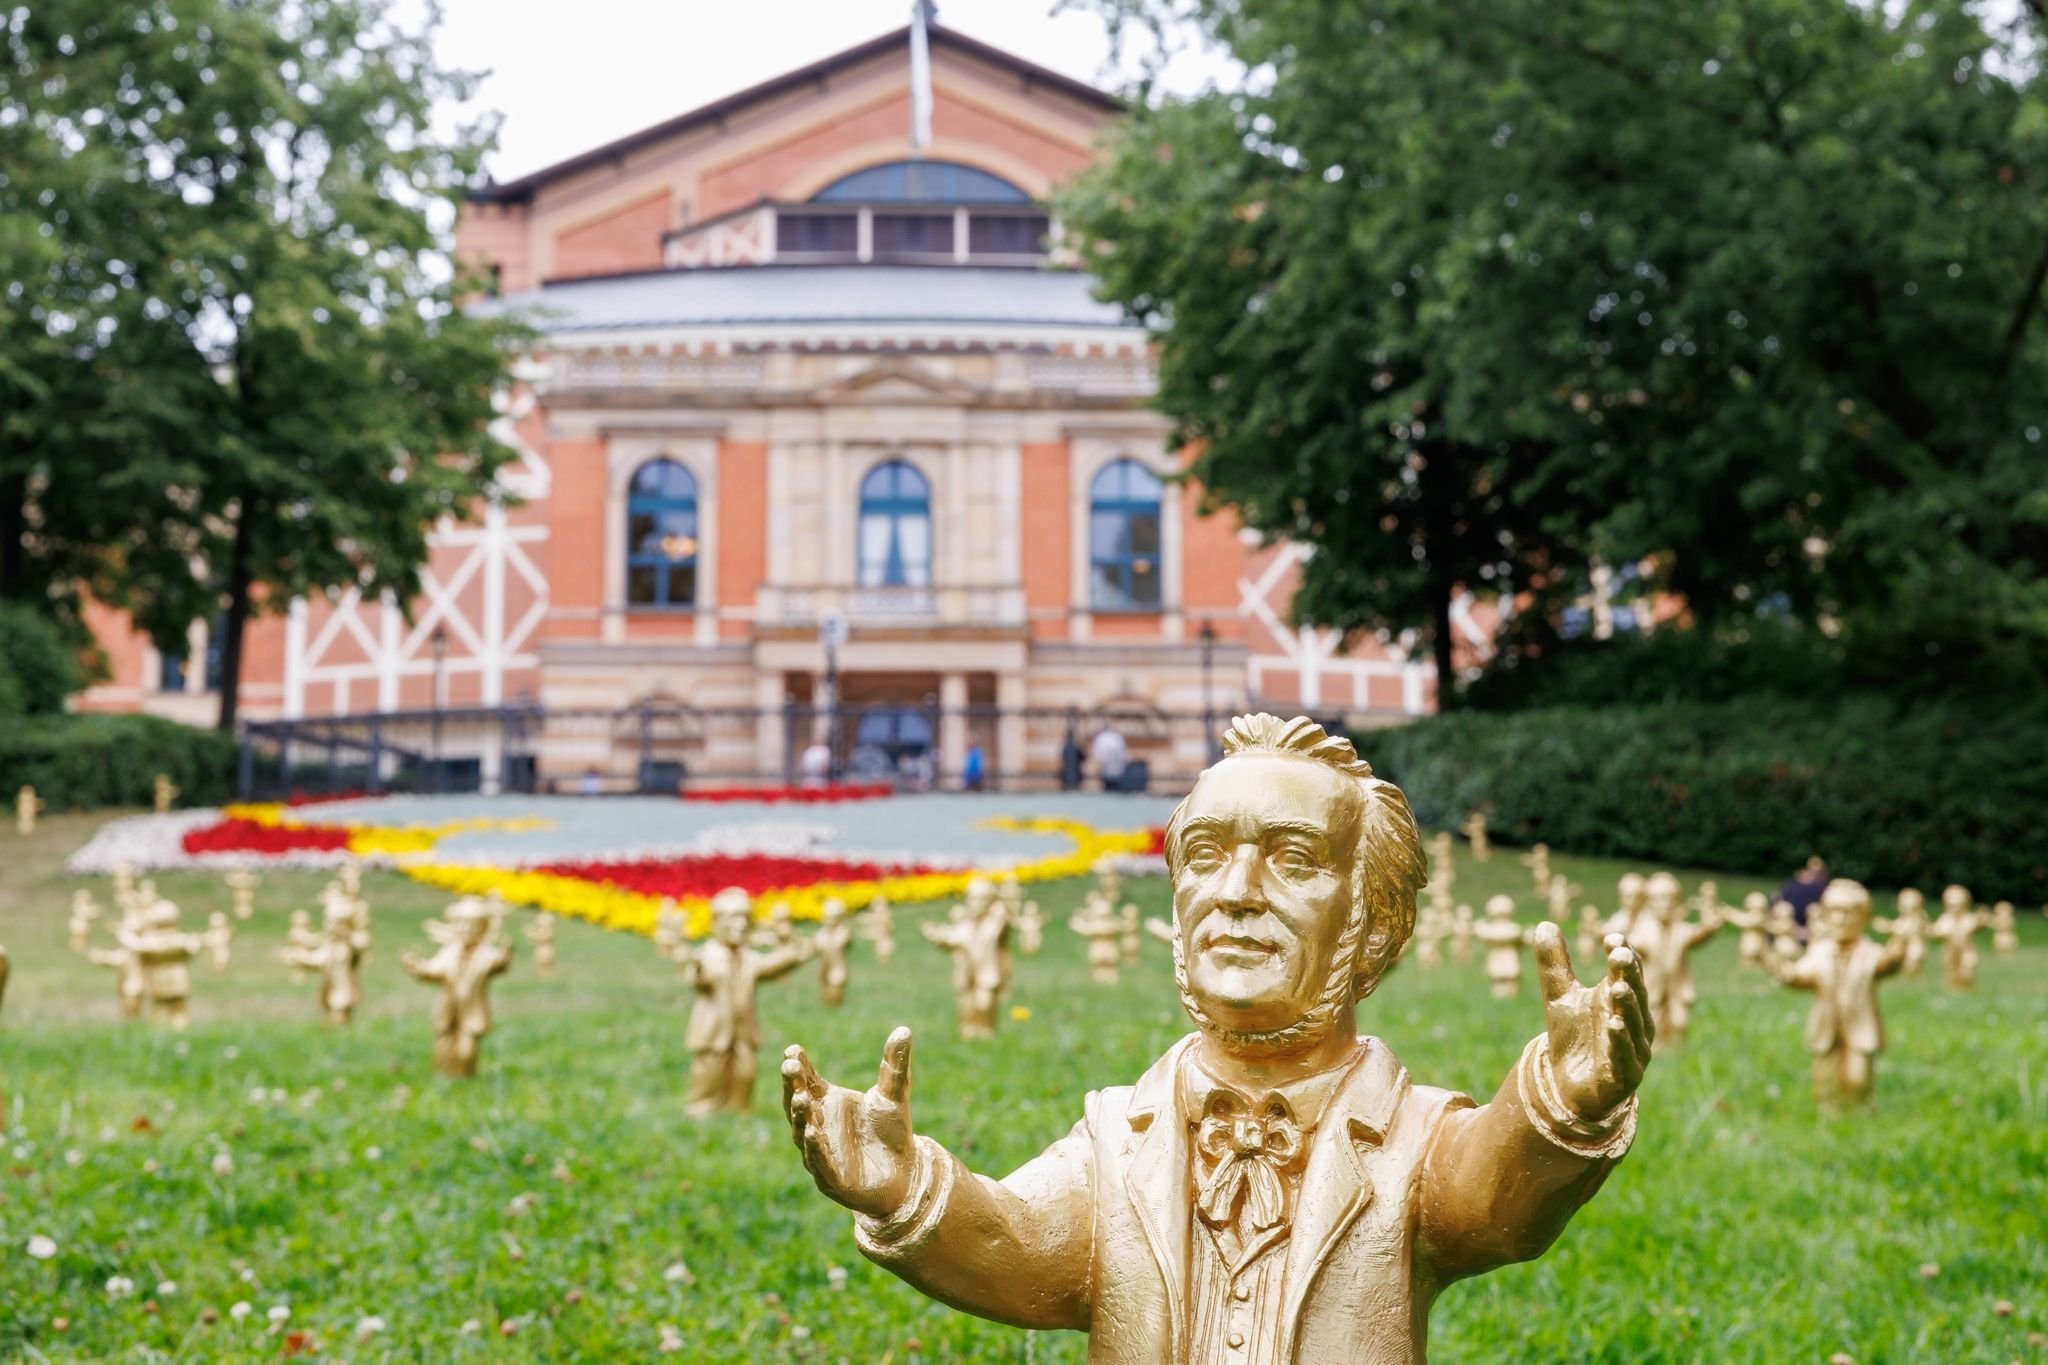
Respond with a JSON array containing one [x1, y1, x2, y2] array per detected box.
[[753, 160, 1049, 267]]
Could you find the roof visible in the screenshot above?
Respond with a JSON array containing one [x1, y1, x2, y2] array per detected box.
[[478, 265, 1136, 334], [469, 24, 1121, 206]]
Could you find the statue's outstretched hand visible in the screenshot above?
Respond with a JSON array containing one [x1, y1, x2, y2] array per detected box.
[[783, 1026, 919, 1219], [1535, 925, 1651, 1121]]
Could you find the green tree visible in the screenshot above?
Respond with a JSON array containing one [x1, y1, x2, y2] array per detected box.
[[1, 0, 527, 726], [1062, 0, 2048, 688]]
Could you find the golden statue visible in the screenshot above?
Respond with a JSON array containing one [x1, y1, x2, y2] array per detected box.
[[922, 879, 1011, 1039], [1759, 879, 1907, 1108], [782, 714, 1649, 1362], [753, 899, 799, 952], [683, 888, 812, 1116], [401, 899, 513, 1078], [1721, 892, 1771, 967], [282, 896, 371, 1024], [1989, 901, 2019, 956], [67, 889, 102, 954], [225, 868, 259, 921], [16, 785, 43, 835], [524, 912, 558, 979], [339, 857, 363, 902], [865, 894, 898, 966], [128, 900, 203, 1028], [1460, 809, 1490, 861], [1605, 872, 1647, 941], [654, 898, 689, 968], [1625, 871, 1721, 1048], [1427, 831, 1455, 888], [1574, 901, 1605, 968], [1874, 888, 1929, 977], [1523, 843, 1552, 899], [1411, 901, 1449, 970], [1928, 885, 1984, 989], [1449, 902, 1475, 967], [201, 912, 235, 972], [285, 908, 321, 983], [1145, 915, 1177, 947], [1767, 899, 1801, 961], [1001, 877, 1044, 956], [1473, 894, 1531, 998], [814, 899, 854, 1007], [1120, 904, 1144, 963], [152, 773, 180, 814], [1068, 892, 1124, 985]]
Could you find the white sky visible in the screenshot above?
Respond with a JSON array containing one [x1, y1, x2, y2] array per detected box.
[[431, 0, 1232, 185]]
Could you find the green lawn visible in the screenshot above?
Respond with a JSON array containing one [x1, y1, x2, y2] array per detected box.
[[1, 812, 2043, 1362]]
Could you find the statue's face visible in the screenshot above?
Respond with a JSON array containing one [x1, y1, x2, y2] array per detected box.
[[460, 915, 489, 947], [1171, 755, 1358, 1037], [715, 910, 749, 946], [1821, 892, 1867, 944]]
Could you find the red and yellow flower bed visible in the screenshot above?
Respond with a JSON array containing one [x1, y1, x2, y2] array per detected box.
[[679, 784, 895, 804], [182, 802, 552, 859]]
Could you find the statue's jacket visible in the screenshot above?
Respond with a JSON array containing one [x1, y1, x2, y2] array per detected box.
[[856, 1033, 1636, 1363]]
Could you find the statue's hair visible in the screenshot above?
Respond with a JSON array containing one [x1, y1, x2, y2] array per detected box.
[[1164, 713, 1427, 1052]]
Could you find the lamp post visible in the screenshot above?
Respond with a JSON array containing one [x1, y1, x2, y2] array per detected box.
[[820, 610, 848, 784], [1198, 620, 1218, 759], [430, 627, 448, 795]]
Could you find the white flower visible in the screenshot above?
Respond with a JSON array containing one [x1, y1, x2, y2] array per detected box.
[[25, 1234, 56, 1260], [64, 1149, 84, 1168], [106, 1275, 135, 1299], [658, 1324, 685, 1354], [459, 1318, 482, 1335], [357, 1315, 386, 1337], [267, 1304, 290, 1325], [211, 1152, 235, 1177], [156, 1280, 178, 1296], [826, 1264, 848, 1292], [663, 1260, 693, 1285], [229, 1301, 252, 1322], [364, 1146, 382, 1161]]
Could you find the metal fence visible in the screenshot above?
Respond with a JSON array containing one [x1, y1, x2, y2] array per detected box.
[[235, 700, 1346, 801]]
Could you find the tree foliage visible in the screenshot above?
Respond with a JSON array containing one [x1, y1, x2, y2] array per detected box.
[[1060, 0, 2048, 691], [0, 0, 528, 725]]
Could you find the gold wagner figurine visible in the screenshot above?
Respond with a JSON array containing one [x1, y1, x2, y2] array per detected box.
[[1001, 877, 1044, 956], [152, 772, 179, 814], [683, 887, 812, 1116], [922, 878, 1011, 1039], [1989, 900, 2019, 956], [1875, 887, 1929, 976], [225, 868, 259, 921], [1068, 891, 1125, 985], [1760, 879, 1907, 1108], [201, 912, 235, 971], [1460, 809, 1490, 861], [783, 715, 1650, 1363], [1472, 894, 1531, 998], [1625, 871, 1721, 1048], [68, 889, 102, 954], [1722, 892, 1771, 968], [16, 784, 43, 835], [865, 894, 897, 966], [282, 895, 371, 1024], [524, 911, 558, 979], [814, 898, 853, 1007], [127, 900, 203, 1028], [401, 899, 513, 1078], [1928, 885, 1984, 990]]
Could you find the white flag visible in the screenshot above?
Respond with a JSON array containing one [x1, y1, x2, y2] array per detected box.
[[909, 0, 934, 154]]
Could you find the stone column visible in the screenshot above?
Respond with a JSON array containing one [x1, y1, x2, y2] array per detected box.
[[755, 671, 788, 780], [996, 672, 1028, 791], [939, 672, 969, 786]]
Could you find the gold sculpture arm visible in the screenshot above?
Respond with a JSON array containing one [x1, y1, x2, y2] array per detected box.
[[85, 948, 124, 968], [1686, 913, 1724, 948], [399, 950, 443, 982], [279, 944, 325, 971], [783, 1028, 1093, 1330], [1758, 947, 1813, 988], [1420, 927, 1645, 1282], [753, 942, 812, 981], [1874, 932, 1910, 978]]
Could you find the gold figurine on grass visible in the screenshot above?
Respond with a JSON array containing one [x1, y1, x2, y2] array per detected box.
[[524, 912, 558, 979], [225, 868, 259, 921], [1989, 901, 2019, 957], [1001, 877, 1043, 956], [401, 899, 513, 1078], [783, 715, 1649, 1362], [1460, 809, 1490, 861], [282, 896, 371, 1024], [1472, 893, 1532, 998], [1068, 892, 1125, 985], [1875, 887, 1930, 976], [683, 887, 812, 1116], [67, 889, 102, 954], [1624, 871, 1722, 1048], [16, 785, 43, 835], [1760, 879, 1908, 1108], [865, 894, 897, 966], [1928, 885, 1985, 990], [201, 912, 234, 972], [921, 878, 1011, 1040], [814, 898, 853, 1007], [1722, 892, 1772, 968]]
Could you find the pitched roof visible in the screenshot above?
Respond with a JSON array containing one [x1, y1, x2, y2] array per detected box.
[[469, 24, 1121, 206], [476, 264, 1135, 334]]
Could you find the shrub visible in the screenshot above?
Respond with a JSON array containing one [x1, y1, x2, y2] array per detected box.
[[0, 714, 236, 811], [1368, 694, 2048, 901], [0, 603, 85, 717]]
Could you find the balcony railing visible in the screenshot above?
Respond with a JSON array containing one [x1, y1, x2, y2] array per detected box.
[[757, 583, 1026, 629]]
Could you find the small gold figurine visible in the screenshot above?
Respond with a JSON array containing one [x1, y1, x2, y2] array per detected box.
[[1875, 888, 1930, 977], [285, 908, 321, 982], [1461, 809, 1491, 861], [1001, 878, 1044, 956], [1989, 901, 2019, 956], [654, 898, 689, 968], [753, 899, 799, 952], [1605, 871, 1648, 940], [16, 784, 43, 835], [921, 879, 1010, 1039], [1411, 901, 1449, 970], [1766, 899, 1801, 961], [782, 714, 1648, 1362], [1721, 892, 1771, 968], [1449, 901, 1475, 966], [1575, 902, 1606, 967], [524, 912, 558, 979], [111, 861, 139, 914], [1119, 903, 1143, 963], [130, 900, 202, 1028], [814, 899, 853, 1007], [1473, 893, 1532, 997], [1144, 915, 1176, 947], [68, 889, 103, 954], [282, 897, 371, 1024], [1068, 891, 1124, 985], [201, 911, 234, 972], [339, 857, 364, 902], [1928, 885, 1985, 990], [1545, 876, 1578, 941], [1626, 871, 1721, 1048], [684, 888, 812, 1115], [225, 868, 259, 921], [1524, 842, 1553, 899], [401, 899, 514, 1078], [1427, 831, 1455, 889], [152, 773, 179, 814], [1760, 879, 1908, 1108], [865, 894, 897, 966]]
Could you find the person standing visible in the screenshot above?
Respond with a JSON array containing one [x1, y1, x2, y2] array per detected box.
[[1089, 724, 1129, 792]]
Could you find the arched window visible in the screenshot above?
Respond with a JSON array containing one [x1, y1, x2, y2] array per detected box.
[[1090, 460, 1164, 611], [811, 160, 1033, 205], [858, 461, 932, 588], [626, 458, 699, 608]]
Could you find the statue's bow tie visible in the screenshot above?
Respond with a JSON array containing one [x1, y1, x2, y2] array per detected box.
[[1194, 1088, 1305, 1232]]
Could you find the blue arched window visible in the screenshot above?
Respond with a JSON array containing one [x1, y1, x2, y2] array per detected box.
[[1090, 460, 1164, 611], [626, 458, 698, 608], [858, 461, 932, 588], [811, 161, 1033, 205]]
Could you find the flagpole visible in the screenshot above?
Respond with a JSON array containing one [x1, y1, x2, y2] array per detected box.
[[909, 0, 934, 158]]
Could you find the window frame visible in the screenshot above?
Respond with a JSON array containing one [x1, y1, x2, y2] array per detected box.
[[625, 457, 701, 612], [856, 460, 934, 589], [1088, 459, 1167, 614]]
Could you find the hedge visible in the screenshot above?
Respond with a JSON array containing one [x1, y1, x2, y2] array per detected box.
[[0, 714, 236, 811], [0, 603, 85, 718], [1367, 695, 2048, 903]]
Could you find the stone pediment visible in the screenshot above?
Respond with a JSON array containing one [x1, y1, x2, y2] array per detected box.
[[804, 358, 985, 407]]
